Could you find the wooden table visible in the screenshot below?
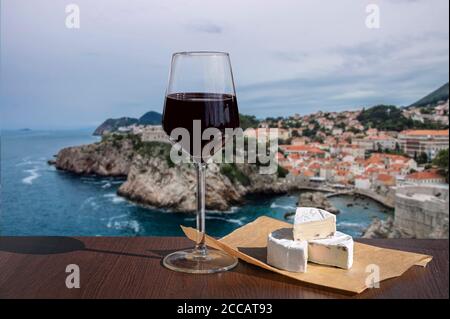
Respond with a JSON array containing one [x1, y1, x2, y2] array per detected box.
[[0, 237, 448, 299]]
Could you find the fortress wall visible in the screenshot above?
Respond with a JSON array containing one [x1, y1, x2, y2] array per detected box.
[[395, 185, 449, 238]]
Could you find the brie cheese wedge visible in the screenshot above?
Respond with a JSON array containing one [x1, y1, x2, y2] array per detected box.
[[267, 228, 308, 273], [308, 231, 354, 269], [293, 207, 336, 241]]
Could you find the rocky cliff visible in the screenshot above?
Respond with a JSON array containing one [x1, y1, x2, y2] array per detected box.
[[54, 133, 292, 212], [361, 217, 412, 239], [363, 184, 449, 239], [297, 192, 340, 214], [55, 135, 135, 176], [361, 216, 449, 239]]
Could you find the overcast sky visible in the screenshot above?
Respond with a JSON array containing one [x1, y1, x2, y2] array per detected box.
[[1, 0, 448, 129]]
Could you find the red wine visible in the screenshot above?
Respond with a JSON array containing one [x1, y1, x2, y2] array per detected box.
[[162, 92, 240, 161]]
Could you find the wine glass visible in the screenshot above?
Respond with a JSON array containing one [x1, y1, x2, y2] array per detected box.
[[162, 51, 240, 273]]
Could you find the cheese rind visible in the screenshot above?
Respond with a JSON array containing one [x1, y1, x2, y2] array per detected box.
[[308, 231, 354, 269], [293, 207, 336, 241], [267, 228, 308, 273]]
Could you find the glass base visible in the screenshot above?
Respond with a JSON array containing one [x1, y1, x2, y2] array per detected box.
[[163, 248, 238, 274]]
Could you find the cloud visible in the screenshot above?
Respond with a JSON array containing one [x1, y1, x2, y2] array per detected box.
[[235, 24, 448, 116], [237, 46, 448, 117], [271, 51, 308, 63], [186, 21, 224, 34], [0, 0, 448, 128], [331, 90, 378, 100]]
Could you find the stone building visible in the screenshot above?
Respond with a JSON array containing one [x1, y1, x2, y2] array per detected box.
[[394, 185, 449, 238], [405, 170, 447, 185], [131, 125, 169, 143], [398, 130, 449, 159]]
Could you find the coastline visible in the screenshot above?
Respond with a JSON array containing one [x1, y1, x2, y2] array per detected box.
[[2, 130, 393, 237], [48, 131, 397, 216]]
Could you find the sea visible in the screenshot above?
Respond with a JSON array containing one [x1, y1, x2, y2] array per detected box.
[[0, 129, 392, 237]]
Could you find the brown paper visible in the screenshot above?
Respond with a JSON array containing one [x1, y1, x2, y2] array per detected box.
[[181, 216, 433, 294]]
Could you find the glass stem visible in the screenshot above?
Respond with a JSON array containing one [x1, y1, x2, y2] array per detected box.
[[194, 162, 207, 256]]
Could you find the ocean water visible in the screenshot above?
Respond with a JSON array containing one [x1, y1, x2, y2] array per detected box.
[[0, 130, 392, 237]]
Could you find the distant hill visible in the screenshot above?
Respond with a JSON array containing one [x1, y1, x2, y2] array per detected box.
[[409, 82, 449, 108], [358, 104, 448, 131], [138, 111, 162, 125], [93, 111, 163, 136], [357, 105, 413, 131], [93, 117, 138, 136]]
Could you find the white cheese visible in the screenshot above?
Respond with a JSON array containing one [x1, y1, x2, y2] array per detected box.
[[293, 207, 336, 241], [308, 231, 354, 269], [267, 228, 308, 273]]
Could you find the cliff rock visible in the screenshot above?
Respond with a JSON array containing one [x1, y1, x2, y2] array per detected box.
[[362, 217, 414, 239], [117, 157, 243, 212], [297, 192, 340, 214], [55, 135, 135, 176], [54, 134, 292, 212]]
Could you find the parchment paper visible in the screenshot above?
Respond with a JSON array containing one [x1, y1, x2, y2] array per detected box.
[[181, 216, 432, 294]]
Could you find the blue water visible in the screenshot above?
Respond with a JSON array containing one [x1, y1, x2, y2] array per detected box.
[[0, 130, 392, 237]]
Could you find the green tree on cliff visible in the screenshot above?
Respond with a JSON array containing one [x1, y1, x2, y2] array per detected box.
[[433, 149, 449, 182], [416, 152, 429, 165]]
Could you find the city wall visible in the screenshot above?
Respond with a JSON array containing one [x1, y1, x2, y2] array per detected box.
[[395, 185, 449, 238]]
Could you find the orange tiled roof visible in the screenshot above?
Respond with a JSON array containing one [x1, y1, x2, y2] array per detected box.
[[365, 167, 383, 174], [309, 162, 321, 170], [365, 155, 383, 166], [309, 148, 327, 155], [391, 163, 406, 170], [365, 153, 410, 166], [377, 174, 395, 183], [406, 171, 445, 180], [336, 170, 348, 176], [302, 170, 315, 177], [401, 130, 449, 136]]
